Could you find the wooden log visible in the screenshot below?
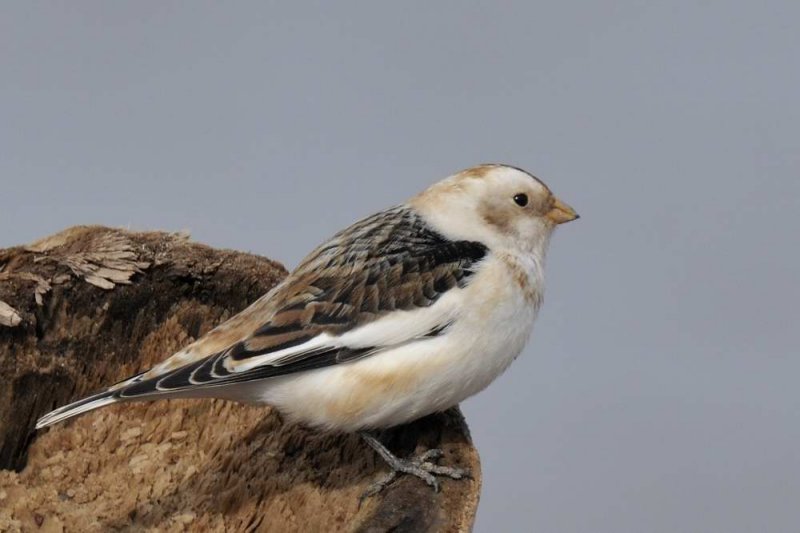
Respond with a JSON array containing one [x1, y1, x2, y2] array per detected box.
[[0, 226, 481, 532]]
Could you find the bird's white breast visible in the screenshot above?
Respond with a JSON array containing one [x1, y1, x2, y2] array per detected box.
[[247, 252, 543, 432]]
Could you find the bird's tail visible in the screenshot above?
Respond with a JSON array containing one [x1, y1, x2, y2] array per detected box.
[[35, 389, 120, 429], [35, 369, 223, 429], [35, 371, 150, 429]]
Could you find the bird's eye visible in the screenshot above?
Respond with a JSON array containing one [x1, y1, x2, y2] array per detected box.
[[513, 193, 528, 207]]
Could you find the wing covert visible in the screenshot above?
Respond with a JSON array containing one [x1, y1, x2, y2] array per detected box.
[[117, 206, 487, 398]]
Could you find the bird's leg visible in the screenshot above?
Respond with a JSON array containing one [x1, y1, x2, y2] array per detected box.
[[359, 431, 470, 501]]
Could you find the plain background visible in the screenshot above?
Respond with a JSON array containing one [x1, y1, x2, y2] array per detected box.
[[2, 3, 799, 531]]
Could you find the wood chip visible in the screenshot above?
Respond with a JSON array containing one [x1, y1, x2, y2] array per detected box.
[[0, 300, 21, 327]]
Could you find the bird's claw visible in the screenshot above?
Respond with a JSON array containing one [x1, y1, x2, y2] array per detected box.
[[359, 446, 470, 504]]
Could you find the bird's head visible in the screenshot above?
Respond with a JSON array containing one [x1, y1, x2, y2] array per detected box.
[[410, 164, 578, 255]]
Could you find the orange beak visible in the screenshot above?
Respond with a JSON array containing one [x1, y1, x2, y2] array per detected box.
[[545, 197, 579, 224]]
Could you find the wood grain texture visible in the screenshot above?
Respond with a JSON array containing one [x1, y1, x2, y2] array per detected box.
[[0, 226, 481, 532]]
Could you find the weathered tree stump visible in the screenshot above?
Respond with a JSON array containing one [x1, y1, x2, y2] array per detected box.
[[0, 226, 481, 532]]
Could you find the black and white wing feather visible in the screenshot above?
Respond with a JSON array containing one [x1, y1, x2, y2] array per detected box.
[[36, 206, 487, 428]]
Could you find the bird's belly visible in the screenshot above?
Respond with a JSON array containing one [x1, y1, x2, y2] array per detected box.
[[259, 287, 537, 432], [245, 255, 541, 431]]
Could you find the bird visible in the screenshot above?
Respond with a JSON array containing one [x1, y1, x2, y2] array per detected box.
[[36, 163, 578, 497]]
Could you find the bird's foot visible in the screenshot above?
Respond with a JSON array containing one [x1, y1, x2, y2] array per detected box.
[[359, 432, 470, 503]]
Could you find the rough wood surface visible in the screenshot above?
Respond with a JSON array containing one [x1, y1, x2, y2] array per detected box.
[[0, 226, 481, 532]]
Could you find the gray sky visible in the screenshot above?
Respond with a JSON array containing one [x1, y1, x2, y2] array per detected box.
[[2, 2, 799, 531]]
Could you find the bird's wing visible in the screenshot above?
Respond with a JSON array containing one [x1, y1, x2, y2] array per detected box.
[[116, 206, 488, 399]]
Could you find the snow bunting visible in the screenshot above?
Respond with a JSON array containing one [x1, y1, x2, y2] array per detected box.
[[36, 164, 578, 495]]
